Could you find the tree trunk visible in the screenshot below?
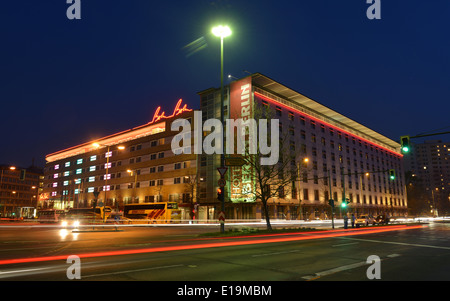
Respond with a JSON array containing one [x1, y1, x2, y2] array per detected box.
[[262, 200, 272, 231]]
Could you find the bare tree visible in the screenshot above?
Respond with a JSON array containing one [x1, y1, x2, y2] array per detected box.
[[184, 172, 200, 220], [234, 101, 304, 230]]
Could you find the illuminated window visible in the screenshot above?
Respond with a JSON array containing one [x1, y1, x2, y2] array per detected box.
[[89, 166, 96, 172], [105, 163, 111, 169], [63, 190, 68, 195], [75, 178, 81, 184], [90, 155, 97, 161], [51, 191, 57, 196], [76, 169, 82, 174], [63, 181, 69, 186], [64, 171, 70, 177], [89, 176, 95, 182], [88, 187, 94, 193], [52, 182, 58, 187], [54, 164, 59, 170], [106, 151, 112, 158], [65, 162, 70, 167], [104, 174, 111, 180], [74, 189, 80, 194], [53, 173, 59, 179], [103, 185, 110, 191], [77, 158, 83, 164]]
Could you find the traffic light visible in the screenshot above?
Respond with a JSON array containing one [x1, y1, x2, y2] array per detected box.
[[217, 188, 223, 201], [389, 169, 396, 180], [328, 199, 334, 208], [400, 136, 411, 154], [341, 198, 350, 208]]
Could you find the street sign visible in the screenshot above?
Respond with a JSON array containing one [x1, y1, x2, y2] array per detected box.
[[225, 157, 246, 166], [218, 178, 226, 187], [218, 211, 225, 223], [217, 166, 228, 178]]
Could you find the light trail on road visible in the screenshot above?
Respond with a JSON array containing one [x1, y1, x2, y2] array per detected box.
[[0, 225, 424, 266]]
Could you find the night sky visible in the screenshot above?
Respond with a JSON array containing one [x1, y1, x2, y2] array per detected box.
[[1, 1, 449, 168]]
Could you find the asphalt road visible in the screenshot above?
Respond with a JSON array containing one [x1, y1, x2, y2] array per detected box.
[[1, 222, 450, 283]]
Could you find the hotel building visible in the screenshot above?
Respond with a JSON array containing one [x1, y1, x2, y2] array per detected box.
[[198, 73, 407, 220], [41, 99, 197, 220]]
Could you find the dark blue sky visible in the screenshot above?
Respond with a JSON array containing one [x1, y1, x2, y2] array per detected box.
[[1, 1, 449, 168]]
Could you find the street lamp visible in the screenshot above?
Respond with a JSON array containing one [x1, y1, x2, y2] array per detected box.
[[297, 158, 309, 220], [127, 169, 138, 204], [212, 24, 231, 233]]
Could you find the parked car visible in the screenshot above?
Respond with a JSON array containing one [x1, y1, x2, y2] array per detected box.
[[355, 215, 374, 226], [374, 215, 389, 225]]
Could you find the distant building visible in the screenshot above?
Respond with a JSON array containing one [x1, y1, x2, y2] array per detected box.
[[403, 140, 450, 215], [197, 73, 407, 220], [0, 164, 43, 218], [41, 99, 197, 220]]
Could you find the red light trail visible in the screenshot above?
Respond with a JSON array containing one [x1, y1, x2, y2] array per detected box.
[[0, 225, 423, 266]]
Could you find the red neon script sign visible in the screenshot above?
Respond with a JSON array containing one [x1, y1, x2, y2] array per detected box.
[[150, 99, 192, 124]]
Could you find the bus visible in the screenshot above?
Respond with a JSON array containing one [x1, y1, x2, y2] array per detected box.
[[123, 202, 181, 224], [37, 209, 66, 223], [63, 206, 113, 226]]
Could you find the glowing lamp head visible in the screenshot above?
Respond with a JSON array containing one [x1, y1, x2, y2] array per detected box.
[[212, 25, 231, 38]]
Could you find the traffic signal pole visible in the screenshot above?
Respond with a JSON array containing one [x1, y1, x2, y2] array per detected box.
[[328, 169, 334, 229]]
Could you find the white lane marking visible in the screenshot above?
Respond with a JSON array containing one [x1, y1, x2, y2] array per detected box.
[[302, 254, 401, 280], [340, 237, 450, 250], [83, 264, 184, 278], [302, 261, 369, 280], [331, 242, 359, 247], [252, 250, 300, 257]]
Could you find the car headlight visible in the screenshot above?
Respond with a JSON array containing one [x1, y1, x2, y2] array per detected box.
[[73, 220, 80, 228], [61, 221, 68, 227]]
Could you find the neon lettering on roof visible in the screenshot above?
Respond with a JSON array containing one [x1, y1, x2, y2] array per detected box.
[[150, 99, 192, 124]]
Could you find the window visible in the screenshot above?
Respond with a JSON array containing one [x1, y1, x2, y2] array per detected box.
[[88, 187, 94, 193], [174, 177, 181, 184], [89, 166, 96, 172], [90, 155, 97, 161], [77, 158, 83, 164], [64, 171, 70, 177], [65, 162, 70, 167], [54, 164, 59, 170], [89, 177, 95, 182], [76, 168, 82, 174]]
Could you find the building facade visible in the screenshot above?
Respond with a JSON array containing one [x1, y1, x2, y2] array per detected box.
[[0, 165, 43, 218], [41, 99, 198, 220], [404, 140, 450, 215], [198, 73, 407, 220]]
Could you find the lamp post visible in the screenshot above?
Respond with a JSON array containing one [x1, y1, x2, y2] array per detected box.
[[127, 169, 138, 204], [212, 25, 231, 233], [297, 158, 308, 220]]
